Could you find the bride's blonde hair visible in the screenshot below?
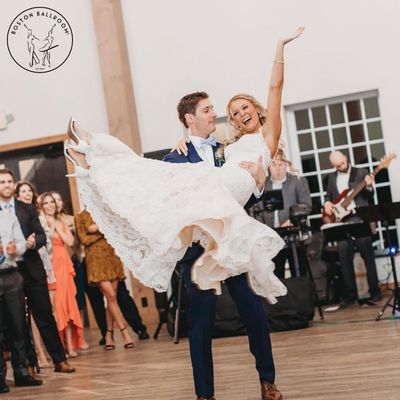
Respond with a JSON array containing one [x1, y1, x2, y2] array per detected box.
[[271, 145, 300, 177]]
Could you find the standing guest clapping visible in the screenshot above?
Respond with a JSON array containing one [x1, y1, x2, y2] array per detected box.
[[0, 169, 75, 374], [15, 181, 53, 369], [39, 193, 84, 357], [51, 191, 90, 350]]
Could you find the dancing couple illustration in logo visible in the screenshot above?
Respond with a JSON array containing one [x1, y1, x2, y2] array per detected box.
[[24, 23, 58, 68]]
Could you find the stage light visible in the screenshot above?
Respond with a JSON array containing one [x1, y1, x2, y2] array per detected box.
[[389, 246, 398, 255]]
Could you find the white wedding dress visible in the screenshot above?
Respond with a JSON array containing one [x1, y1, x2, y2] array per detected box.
[[71, 132, 287, 303]]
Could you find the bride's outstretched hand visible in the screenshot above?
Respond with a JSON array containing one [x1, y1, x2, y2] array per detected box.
[[281, 26, 305, 45]]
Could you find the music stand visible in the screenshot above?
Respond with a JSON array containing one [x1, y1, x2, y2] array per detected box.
[[356, 203, 400, 320], [321, 222, 372, 243], [274, 226, 303, 278], [275, 224, 324, 320]]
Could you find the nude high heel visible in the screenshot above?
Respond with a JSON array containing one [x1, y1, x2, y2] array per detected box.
[[64, 118, 91, 175], [64, 143, 78, 167], [67, 117, 79, 145], [67, 117, 91, 152], [64, 141, 90, 177]]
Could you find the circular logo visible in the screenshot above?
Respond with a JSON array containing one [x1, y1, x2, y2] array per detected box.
[[7, 7, 73, 73]]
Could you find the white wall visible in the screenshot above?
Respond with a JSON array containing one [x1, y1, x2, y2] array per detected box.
[[121, 0, 400, 201], [0, 0, 108, 144], [1, 0, 399, 200]]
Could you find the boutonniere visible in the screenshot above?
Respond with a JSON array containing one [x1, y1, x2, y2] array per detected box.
[[215, 148, 225, 167]]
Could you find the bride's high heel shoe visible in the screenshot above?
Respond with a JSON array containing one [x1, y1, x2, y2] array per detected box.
[[64, 143, 78, 167], [64, 143, 90, 178], [64, 117, 91, 175], [67, 117, 78, 145], [64, 118, 91, 177], [67, 117, 90, 153]]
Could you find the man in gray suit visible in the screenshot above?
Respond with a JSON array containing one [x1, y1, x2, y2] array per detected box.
[[250, 156, 312, 279], [323, 151, 381, 305]]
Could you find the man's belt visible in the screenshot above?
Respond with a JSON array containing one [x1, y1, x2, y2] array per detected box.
[[0, 266, 18, 276]]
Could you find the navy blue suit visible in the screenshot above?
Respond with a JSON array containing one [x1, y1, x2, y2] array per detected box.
[[164, 142, 276, 398]]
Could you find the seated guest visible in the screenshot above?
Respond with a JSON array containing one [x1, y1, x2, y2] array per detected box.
[[249, 148, 312, 278], [323, 151, 381, 305], [0, 206, 42, 392]]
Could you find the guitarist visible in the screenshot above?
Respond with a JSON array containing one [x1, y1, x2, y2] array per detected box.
[[323, 151, 382, 306]]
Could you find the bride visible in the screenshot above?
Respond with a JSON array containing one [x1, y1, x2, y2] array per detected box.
[[65, 27, 304, 304]]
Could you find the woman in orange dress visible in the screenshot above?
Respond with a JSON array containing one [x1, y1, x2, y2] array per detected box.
[[40, 192, 84, 357], [51, 191, 90, 350]]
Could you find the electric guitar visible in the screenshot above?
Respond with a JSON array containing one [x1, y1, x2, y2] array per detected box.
[[322, 153, 396, 224]]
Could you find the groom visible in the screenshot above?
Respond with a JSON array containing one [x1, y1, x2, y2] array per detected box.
[[164, 92, 283, 400]]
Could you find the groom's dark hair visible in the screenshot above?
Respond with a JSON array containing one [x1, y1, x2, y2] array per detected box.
[[177, 91, 209, 128], [0, 168, 14, 178]]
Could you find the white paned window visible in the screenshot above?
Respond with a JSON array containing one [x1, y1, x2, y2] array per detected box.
[[285, 90, 397, 249]]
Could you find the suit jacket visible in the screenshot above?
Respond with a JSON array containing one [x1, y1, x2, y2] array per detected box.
[[250, 174, 312, 227], [163, 141, 222, 166], [163, 141, 261, 263], [14, 199, 47, 281], [324, 166, 374, 207]]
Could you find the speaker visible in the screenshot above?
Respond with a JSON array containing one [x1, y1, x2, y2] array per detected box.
[[264, 277, 315, 332], [213, 277, 316, 337]]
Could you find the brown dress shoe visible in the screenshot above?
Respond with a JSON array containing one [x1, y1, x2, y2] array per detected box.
[[261, 381, 283, 400], [196, 397, 216, 400], [54, 361, 76, 373]]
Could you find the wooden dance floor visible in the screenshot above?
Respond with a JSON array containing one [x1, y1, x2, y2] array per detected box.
[[5, 295, 400, 400]]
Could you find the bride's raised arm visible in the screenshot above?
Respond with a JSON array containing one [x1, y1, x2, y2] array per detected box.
[[263, 26, 305, 157]]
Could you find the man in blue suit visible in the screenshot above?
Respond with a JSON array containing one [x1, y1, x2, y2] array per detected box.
[[164, 92, 282, 400]]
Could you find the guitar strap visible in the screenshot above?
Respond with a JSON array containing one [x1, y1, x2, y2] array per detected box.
[[348, 166, 357, 188]]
